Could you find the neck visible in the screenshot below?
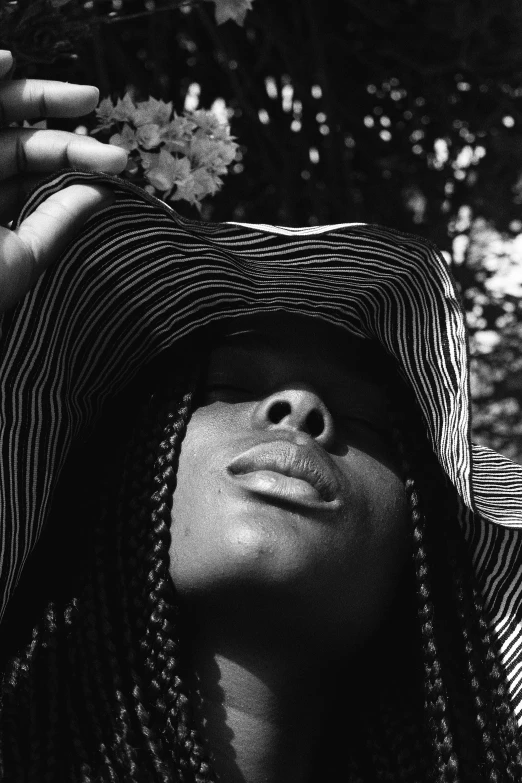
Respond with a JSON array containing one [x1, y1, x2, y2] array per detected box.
[[184, 610, 331, 783]]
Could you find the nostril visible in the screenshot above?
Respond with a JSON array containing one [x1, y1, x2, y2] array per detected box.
[[268, 400, 291, 424], [306, 409, 324, 438]]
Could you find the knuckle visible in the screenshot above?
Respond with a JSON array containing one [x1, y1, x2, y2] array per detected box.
[[60, 139, 72, 168], [38, 86, 48, 119], [0, 93, 7, 127], [27, 80, 48, 118], [15, 134, 29, 174], [15, 133, 28, 175]]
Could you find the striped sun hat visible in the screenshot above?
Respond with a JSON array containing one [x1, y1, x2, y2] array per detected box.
[[1, 169, 521, 722]]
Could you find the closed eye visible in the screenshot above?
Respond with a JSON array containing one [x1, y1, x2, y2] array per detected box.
[[202, 384, 258, 402], [337, 413, 390, 437], [206, 384, 253, 393]]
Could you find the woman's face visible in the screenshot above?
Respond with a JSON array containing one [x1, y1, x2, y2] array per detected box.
[[169, 314, 411, 653]]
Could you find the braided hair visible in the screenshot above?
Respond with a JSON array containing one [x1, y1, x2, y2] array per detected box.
[[0, 357, 521, 782], [345, 395, 522, 783], [0, 356, 214, 783]]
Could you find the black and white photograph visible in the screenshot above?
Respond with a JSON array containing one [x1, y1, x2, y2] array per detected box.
[[0, 2, 521, 780]]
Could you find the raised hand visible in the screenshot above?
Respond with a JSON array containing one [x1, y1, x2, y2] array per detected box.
[[0, 50, 128, 313]]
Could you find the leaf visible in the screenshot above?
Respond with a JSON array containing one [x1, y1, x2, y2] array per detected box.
[[93, 97, 116, 132], [189, 131, 238, 173], [136, 123, 162, 150], [142, 149, 192, 192], [189, 109, 223, 135], [170, 174, 204, 210], [161, 114, 197, 153], [205, 0, 255, 26], [111, 93, 137, 124], [109, 124, 138, 152], [133, 97, 173, 127]]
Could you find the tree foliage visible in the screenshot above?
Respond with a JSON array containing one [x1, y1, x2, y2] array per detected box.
[[1, 0, 521, 460]]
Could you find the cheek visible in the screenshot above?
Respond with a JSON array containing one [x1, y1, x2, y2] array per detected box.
[[167, 405, 411, 651], [168, 404, 281, 596], [330, 455, 411, 636], [168, 413, 222, 591]]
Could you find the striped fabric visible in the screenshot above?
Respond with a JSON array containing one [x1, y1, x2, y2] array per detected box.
[[1, 169, 522, 719]]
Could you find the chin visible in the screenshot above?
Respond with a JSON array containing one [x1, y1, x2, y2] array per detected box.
[[169, 512, 321, 603]]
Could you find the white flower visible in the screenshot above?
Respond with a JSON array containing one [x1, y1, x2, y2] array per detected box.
[[93, 97, 116, 132], [189, 130, 238, 173], [162, 138, 189, 155], [109, 124, 138, 152], [94, 94, 136, 131], [161, 113, 197, 153], [190, 109, 223, 135], [133, 97, 173, 127], [143, 149, 192, 193], [136, 123, 162, 150], [193, 168, 223, 197], [170, 174, 199, 207], [111, 93, 137, 123], [92, 91, 239, 210], [170, 169, 223, 210]]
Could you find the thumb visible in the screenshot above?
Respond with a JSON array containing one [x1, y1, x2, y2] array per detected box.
[[0, 184, 114, 313]]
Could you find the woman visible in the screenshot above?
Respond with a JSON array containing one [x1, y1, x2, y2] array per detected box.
[[0, 49, 522, 782]]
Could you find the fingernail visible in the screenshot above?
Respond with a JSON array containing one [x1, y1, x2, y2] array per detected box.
[[108, 145, 129, 160], [6, 59, 16, 79], [0, 51, 15, 79]]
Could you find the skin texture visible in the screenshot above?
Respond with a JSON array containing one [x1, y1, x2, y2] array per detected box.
[[169, 312, 412, 783], [0, 49, 128, 313]]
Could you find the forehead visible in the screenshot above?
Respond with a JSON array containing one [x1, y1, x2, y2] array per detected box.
[[210, 312, 385, 377]]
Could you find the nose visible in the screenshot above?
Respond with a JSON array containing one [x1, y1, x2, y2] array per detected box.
[[251, 386, 335, 446]]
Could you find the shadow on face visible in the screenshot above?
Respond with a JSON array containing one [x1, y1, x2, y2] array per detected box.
[[169, 312, 412, 658], [1, 312, 412, 671]]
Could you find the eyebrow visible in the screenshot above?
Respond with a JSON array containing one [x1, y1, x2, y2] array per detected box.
[[215, 330, 382, 387], [218, 329, 279, 352]]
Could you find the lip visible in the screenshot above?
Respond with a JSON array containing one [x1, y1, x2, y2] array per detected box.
[[227, 438, 340, 505]]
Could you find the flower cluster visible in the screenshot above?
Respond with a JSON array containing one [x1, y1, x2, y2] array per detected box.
[[93, 93, 239, 210]]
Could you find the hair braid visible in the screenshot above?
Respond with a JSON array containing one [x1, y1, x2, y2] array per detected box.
[[392, 710, 430, 783], [91, 509, 147, 777], [466, 574, 522, 779], [4, 357, 522, 783], [135, 388, 214, 781], [388, 392, 522, 783], [389, 413, 460, 783], [365, 706, 399, 782], [25, 624, 43, 783], [41, 603, 62, 783], [118, 402, 190, 779], [445, 536, 505, 782], [64, 624, 94, 783], [1, 658, 24, 775], [407, 474, 460, 782], [115, 430, 175, 780], [73, 592, 118, 783]]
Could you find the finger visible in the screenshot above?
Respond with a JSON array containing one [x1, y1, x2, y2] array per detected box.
[[0, 174, 45, 225], [0, 128, 128, 180], [0, 51, 14, 80], [0, 79, 100, 125], [0, 184, 115, 312]]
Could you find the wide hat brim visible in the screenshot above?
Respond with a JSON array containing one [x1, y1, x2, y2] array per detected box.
[[1, 169, 521, 722]]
